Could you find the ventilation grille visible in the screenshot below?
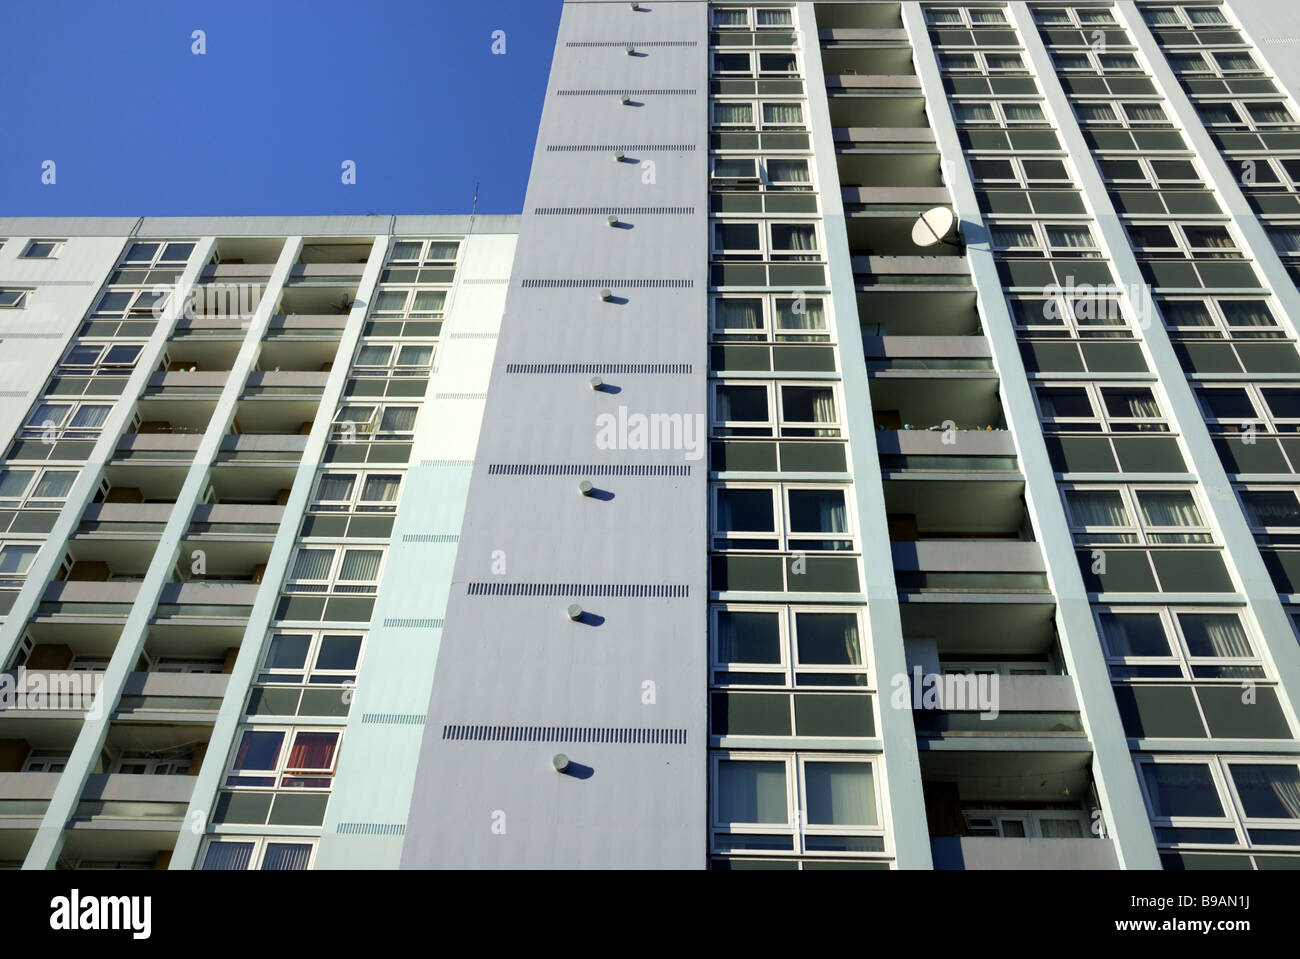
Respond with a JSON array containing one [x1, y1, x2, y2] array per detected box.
[[461, 278, 510, 284], [533, 206, 695, 216], [433, 392, 487, 399], [447, 332, 498, 339], [565, 40, 698, 47], [401, 534, 460, 543], [546, 144, 696, 152], [442, 724, 688, 744], [0, 332, 61, 339], [360, 712, 428, 725], [556, 88, 697, 96], [488, 464, 690, 477], [418, 459, 473, 467], [0, 391, 27, 398], [519, 279, 693, 289], [336, 822, 406, 836], [505, 362, 692, 374], [467, 582, 688, 598]]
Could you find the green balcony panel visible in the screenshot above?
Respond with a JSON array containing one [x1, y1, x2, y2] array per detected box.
[[324, 444, 368, 464], [247, 687, 302, 716], [794, 693, 875, 737], [1132, 131, 1188, 151], [1197, 686, 1292, 739], [959, 131, 1011, 151], [8, 511, 58, 534], [385, 379, 430, 398], [1029, 191, 1086, 215], [1213, 436, 1289, 474], [1162, 192, 1223, 215], [712, 194, 763, 214], [214, 791, 273, 825], [989, 78, 1038, 96], [759, 133, 810, 151], [268, 793, 329, 827], [980, 191, 1033, 215], [712, 555, 785, 591], [346, 379, 386, 397], [1197, 262, 1261, 288], [1077, 549, 1158, 593], [711, 133, 760, 151], [768, 264, 825, 286], [771, 346, 835, 372], [1261, 549, 1300, 593], [763, 194, 819, 215], [1151, 551, 1234, 593], [711, 441, 778, 472], [323, 597, 374, 622], [711, 345, 770, 372], [1110, 191, 1167, 215], [346, 516, 394, 538], [1084, 131, 1136, 151], [1081, 342, 1147, 373], [711, 691, 791, 736], [779, 442, 847, 472], [1256, 856, 1300, 870], [1162, 853, 1255, 870], [1113, 436, 1187, 473], [300, 515, 349, 537], [275, 596, 327, 621], [945, 78, 991, 96], [1113, 685, 1206, 738], [298, 688, 352, 717], [367, 443, 412, 464], [787, 556, 860, 592], [1046, 437, 1118, 473], [1106, 77, 1156, 96], [711, 264, 767, 287], [996, 260, 1055, 288], [1019, 342, 1084, 373], [1054, 261, 1115, 287], [1140, 261, 1202, 288], [1172, 342, 1243, 374]]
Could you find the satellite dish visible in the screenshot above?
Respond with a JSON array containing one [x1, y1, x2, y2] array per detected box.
[[911, 206, 957, 248]]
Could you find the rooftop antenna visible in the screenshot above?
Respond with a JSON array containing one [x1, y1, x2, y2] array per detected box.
[[468, 179, 480, 234]]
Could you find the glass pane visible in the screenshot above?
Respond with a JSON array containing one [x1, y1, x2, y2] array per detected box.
[[717, 760, 787, 823], [1229, 764, 1300, 819], [795, 612, 861, 665], [292, 549, 334, 580], [805, 761, 876, 825], [379, 407, 417, 431], [261, 842, 313, 870], [787, 490, 847, 533], [339, 549, 382, 581], [1100, 612, 1171, 657], [1143, 763, 1224, 818], [287, 731, 339, 771], [1241, 491, 1300, 527], [391, 241, 421, 261], [1136, 490, 1202, 527], [360, 474, 401, 502], [425, 242, 459, 260], [316, 634, 363, 671], [356, 345, 392, 366], [232, 730, 285, 771], [396, 345, 434, 366], [0, 546, 39, 575], [201, 841, 254, 870], [411, 290, 446, 312], [30, 471, 72, 498], [265, 634, 311, 670], [717, 385, 768, 421], [716, 298, 763, 330], [374, 291, 407, 311], [316, 473, 356, 502], [775, 298, 825, 331], [717, 489, 775, 531], [1178, 613, 1253, 658], [716, 610, 781, 663], [0, 470, 33, 498]]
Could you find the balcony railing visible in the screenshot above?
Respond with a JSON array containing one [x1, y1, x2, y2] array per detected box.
[[931, 836, 1117, 869]]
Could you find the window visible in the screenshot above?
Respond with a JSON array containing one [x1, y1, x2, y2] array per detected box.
[[351, 342, 434, 376], [200, 837, 316, 870], [1126, 222, 1241, 259], [1009, 292, 1129, 337], [1195, 384, 1300, 433], [712, 605, 867, 687], [0, 289, 30, 309], [1158, 297, 1279, 339], [952, 101, 1048, 127], [1035, 383, 1167, 432], [330, 403, 417, 440], [20, 240, 63, 259], [225, 726, 342, 789], [1063, 486, 1212, 546], [1036, 6, 1116, 27], [19, 401, 112, 440], [708, 157, 815, 192], [387, 238, 459, 265], [259, 631, 364, 685], [310, 471, 402, 513], [990, 221, 1102, 258], [1137, 756, 1300, 850], [285, 547, 384, 594], [57, 343, 142, 376], [712, 753, 884, 858], [964, 809, 1090, 838], [713, 484, 853, 552], [22, 750, 69, 773], [1074, 99, 1172, 128], [1097, 157, 1202, 188], [0, 544, 40, 582], [1099, 608, 1261, 680], [940, 51, 1027, 74], [1240, 488, 1300, 543], [927, 7, 1003, 26], [712, 221, 820, 261], [0, 468, 76, 508], [969, 157, 1072, 187], [711, 99, 807, 130], [711, 294, 830, 343]]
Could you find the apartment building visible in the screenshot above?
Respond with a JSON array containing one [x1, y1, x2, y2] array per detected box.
[[2, 0, 1300, 871]]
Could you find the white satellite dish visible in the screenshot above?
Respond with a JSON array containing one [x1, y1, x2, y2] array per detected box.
[[911, 206, 957, 248]]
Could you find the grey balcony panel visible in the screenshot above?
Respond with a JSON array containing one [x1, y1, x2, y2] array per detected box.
[[81, 774, 196, 804], [122, 672, 230, 698], [865, 336, 990, 359], [268, 314, 350, 330], [0, 772, 59, 802], [819, 28, 909, 41], [80, 503, 174, 524], [827, 74, 922, 90], [173, 315, 247, 331], [842, 186, 953, 206], [931, 836, 1118, 869], [219, 434, 309, 453], [42, 581, 142, 604], [244, 371, 330, 389], [876, 430, 1016, 456], [147, 371, 229, 389], [289, 263, 366, 278], [925, 675, 1078, 712], [834, 126, 937, 143], [158, 582, 261, 606], [892, 541, 1045, 573], [200, 263, 275, 279], [115, 434, 204, 452], [853, 255, 970, 275], [190, 504, 285, 525]]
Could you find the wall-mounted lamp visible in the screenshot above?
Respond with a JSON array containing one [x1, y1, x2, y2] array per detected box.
[[567, 603, 583, 621], [589, 376, 604, 390], [553, 753, 570, 772], [600, 288, 613, 301], [579, 480, 595, 497], [607, 215, 620, 227]]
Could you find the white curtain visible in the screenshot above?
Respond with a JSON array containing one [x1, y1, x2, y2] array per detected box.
[[261, 843, 313, 870], [1003, 103, 1044, 123], [1221, 300, 1276, 328], [1039, 818, 1084, 838], [1162, 300, 1214, 326], [717, 299, 763, 331], [766, 159, 810, 184], [755, 9, 791, 25], [1099, 612, 1171, 657], [426, 242, 459, 261], [1125, 103, 1168, 123], [361, 474, 401, 503], [1068, 490, 1129, 527], [390, 241, 421, 261], [380, 407, 417, 432], [804, 762, 876, 826], [1076, 103, 1118, 123], [1047, 225, 1096, 250], [991, 225, 1038, 248], [714, 102, 753, 125], [374, 291, 407, 312], [202, 842, 254, 870], [1230, 765, 1300, 819], [292, 549, 334, 580], [316, 473, 356, 502], [70, 405, 111, 429], [771, 224, 817, 253], [955, 103, 997, 123], [777, 298, 825, 332], [27, 403, 69, 427], [1178, 613, 1253, 658], [762, 102, 803, 126], [412, 290, 446, 312], [1137, 491, 1202, 527], [718, 760, 787, 824], [398, 345, 434, 367], [356, 345, 392, 366], [1107, 389, 1160, 419], [340, 549, 382, 581]]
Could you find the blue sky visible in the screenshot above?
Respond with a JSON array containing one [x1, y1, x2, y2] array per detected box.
[[0, 0, 561, 217]]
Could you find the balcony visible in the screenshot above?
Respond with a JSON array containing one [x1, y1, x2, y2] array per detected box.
[[931, 836, 1118, 869], [187, 503, 284, 538], [0, 772, 57, 824], [38, 581, 141, 619], [154, 581, 260, 621], [143, 370, 228, 398], [77, 503, 174, 536], [113, 433, 203, 462], [73, 773, 195, 825], [117, 671, 229, 716], [892, 541, 1045, 576], [853, 255, 971, 288], [826, 74, 921, 91], [834, 126, 936, 148], [864, 335, 991, 372], [869, 375, 1006, 431], [215, 433, 308, 464], [242, 370, 329, 397], [266, 314, 349, 337]]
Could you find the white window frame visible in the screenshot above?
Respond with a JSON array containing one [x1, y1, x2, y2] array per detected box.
[[1033, 381, 1170, 433], [926, 6, 1006, 27], [0, 289, 31, 309], [711, 219, 822, 261], [710, 603, 869, 687], [1061, 484, 1214, 546], [1035, 6, 1118, 27], [1096, 606, 1262, 681], [1238, 486, 1300, 542], [988, 220, 1104, 258], [710, 292, 832, 343], [258, 629, 365, 686], [711, 482, 855, 552], [939, 50, 1028, 74], [19, 400, 114, 440], [309, 470, 403, 514], [284, 546, 386, 595], [224, 725, 344, 790], [19, 239, 64, 260], [1096, 156, 1203, 188], [199, 836, 318, 871], [1072, 98, 1173, 128], [963, 808, 1092, 838], [1157, 295, 1281, 338], [710, 99, 807, 131], [1195, 382, 1300, 433], [952, 100, 1049, 127], [0, 467, 78, 509], [387, 238, 460, 266], [967, 156, 1074, 187], [1008, 292, 1130, 336]]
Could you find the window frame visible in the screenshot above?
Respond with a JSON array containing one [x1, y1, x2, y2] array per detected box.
[[1061, 484, 1214, 546]]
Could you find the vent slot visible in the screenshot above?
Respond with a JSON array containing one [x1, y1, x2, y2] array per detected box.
[[418, 459, 472, 467], [504, 362, 692, 374], [467, 582, 688, 598], [519, 279, 693, 289], [360, 712, 428, 724], [400, 534, 460, 543], [546, 144, 696, 152], [336, 822, 406, 836], [533, 206, 695, 216], [565, 40, 698, 47], [442, 724, 688, 744], [555, 88, 696, 96], [381, 617, 445, 628], [487, 464, 690, 477]]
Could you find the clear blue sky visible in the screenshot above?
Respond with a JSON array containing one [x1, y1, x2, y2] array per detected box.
[[0, 0, 562, 217]]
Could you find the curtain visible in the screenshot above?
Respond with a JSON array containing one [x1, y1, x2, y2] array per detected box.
[[292, 548, 334, 580], [1161, 300, 1214, 326], [1197, 104, 1239, 125], [717, 299, 763, 331], [812, 387, 837, 436], [766, 159, 810, 184], [818, 491, 847, 534], [1100, 612, 1171, 657], [1076, 103, 1118, 122], [714, 102, 753, 125], [1185, 226, 1235, 250], [1039, 818, 1084, 838], [340, 549, 382, 581], [1054, 54, 1091, 70], [991, 225, 1038, 248], [716, 610, 781, 663], [955, 102, 996, 123], [1003, 103, 1044, 122], [771, 224, 817, 253], [776, 297, 825, 331], [261, 843, 313, 870], [356, 345, 392, 366], [1107, 389, 1160, 418], [202, 841, 254, 871], [412, 290, 446, 312], [762, 102, 803, 126], [426, 242, 459, 261], [70, 406, 111, 429], [717, 489, 773, 532], [1143, 764, 1225, 817], [1250, 104, 1294, 124], [804, 762, 876, 825], [1244, 492, 1300, 527], [756, 8, 792, 25], [315, 473, 356, 502], [970, 10, 1005, 23], [942, 53, 979, 71], [0, 470, 32, 498], [1172, 53, 1210, 72], [398, 345, 434, 366], [1179, 613, 1253, 658], [796, 612, 862, 665], [718, 760, 787, 823], [288, 732, 338, 771], [1215, 53, 1257, 71], [1124, 103, 1168, 122], [714, 9, 747, 26], [1047, 225, 1096, 250], [1146, 9, 1181, 25], [380, 407, 418, 432], [1221, 300, 1277, 327], [1230, 765, 1300, 819], [1137, 491, 1203, 527], [27, 403, 69, 427], [1067, 490, 1129, 527], [362, 474, 402, 503], [1188, 8, 1227, 23], [232, 730, 284, 771], [929, 9, 962, 24], [390, 241, 421, 261], [1269, 228, 1300, 255], [374, 291, 407, 312]]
